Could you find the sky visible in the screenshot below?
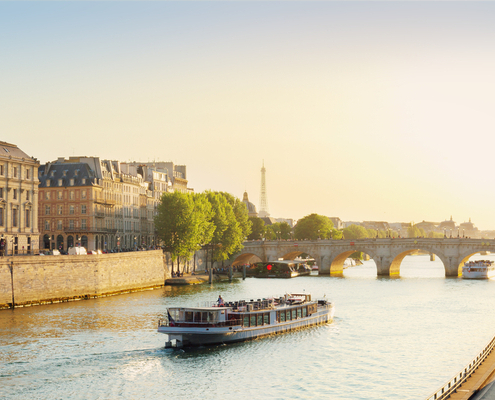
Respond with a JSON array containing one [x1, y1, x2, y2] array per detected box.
[[2, 2, 495, 229]]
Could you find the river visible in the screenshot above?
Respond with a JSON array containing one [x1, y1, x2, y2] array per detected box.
[[2, 254, 495, 399]]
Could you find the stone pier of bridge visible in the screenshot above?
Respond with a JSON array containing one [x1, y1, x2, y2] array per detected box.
[[232, 238, 495, 277]]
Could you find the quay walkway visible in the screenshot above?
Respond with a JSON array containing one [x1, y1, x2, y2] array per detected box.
[[426, 334, 495, 400]]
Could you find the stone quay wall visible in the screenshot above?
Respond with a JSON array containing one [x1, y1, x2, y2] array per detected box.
[[0, 250, 176, 310]]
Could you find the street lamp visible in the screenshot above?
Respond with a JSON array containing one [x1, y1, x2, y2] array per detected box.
[[117, 237, 120, 252], [134, 236, 137, 250]]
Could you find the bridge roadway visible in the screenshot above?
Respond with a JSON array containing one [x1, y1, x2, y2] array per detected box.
[[233, 238, 495, 277]]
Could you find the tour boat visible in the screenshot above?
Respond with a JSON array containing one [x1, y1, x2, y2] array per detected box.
[[462, 260, 495, 279], [158, 293, 334, 348], [246, 260, 312, 278]]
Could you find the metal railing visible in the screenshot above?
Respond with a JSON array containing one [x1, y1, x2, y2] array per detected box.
[[425, 333, 495, 400]]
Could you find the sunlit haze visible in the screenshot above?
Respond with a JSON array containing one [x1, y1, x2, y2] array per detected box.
[[2, 2, 495, 228]]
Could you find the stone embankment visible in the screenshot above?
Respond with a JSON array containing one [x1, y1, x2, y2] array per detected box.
[[0, 250, 170, 310]]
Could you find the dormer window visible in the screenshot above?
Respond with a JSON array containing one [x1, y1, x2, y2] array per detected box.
[[50, 171, 55, 177], [58, 179, 63, 186], [46, 180, 51, 187], [70, 179, 74, 186], [63, 170, 68, 177], [81, 178, 86, 184]]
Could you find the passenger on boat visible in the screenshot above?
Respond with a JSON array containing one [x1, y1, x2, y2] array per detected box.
[[218, 295, 224, 306]]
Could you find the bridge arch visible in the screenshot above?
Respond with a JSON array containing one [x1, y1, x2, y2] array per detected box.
[[326, 247, 380, 275], [388, 248, 449, 276], [231, 252, 263, 266]]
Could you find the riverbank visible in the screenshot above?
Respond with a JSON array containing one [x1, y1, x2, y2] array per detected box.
[[165, 271, 244, 285], [0, 251, 168, 310]]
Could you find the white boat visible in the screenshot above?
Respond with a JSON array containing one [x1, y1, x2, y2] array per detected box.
[[462, 260, 495, 279], [158, 293, 334, 348]]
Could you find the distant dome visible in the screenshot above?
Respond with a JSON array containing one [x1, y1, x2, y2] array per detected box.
[[242, 191, 258, 217]]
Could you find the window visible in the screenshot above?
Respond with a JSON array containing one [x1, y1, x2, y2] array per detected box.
[[58, 179, 63, 186], [0, 188, 3, 198], [0, 208, 3, 226], [81, 219, 87, 229], [58, 205, 63, 215], [58, 191, 63, 200], [264, 313, 269, 325], [81, 205, 86, 214], [46, 180, 51, 187], [45, 192, 50, 200], [257, 314, 263, 326], [57, 220, 62, 230], [12, 209, 18, 227], [45, 220, 50, 231], [0, 165, 3, 175], [82, 190, 86, 199], [250, 315, 256, 327], [26, 210, 30, 227], [26, 190, 30, 201], [69, 205, 74, 215], [70, 179, 74, 186], [26, 168, 30, 180], [69, 220, 74, 229], [13, 166, 17, 178], [45, 205, 51, 215], [70, 191, 74, 200], [13, 189, 17, 200]]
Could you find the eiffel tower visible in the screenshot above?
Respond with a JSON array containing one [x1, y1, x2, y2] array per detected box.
[[258, 161, 270, 218]]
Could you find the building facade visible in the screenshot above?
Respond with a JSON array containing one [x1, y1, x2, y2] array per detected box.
[[0, 141, 40, 255], [38, 157, 189, 252]]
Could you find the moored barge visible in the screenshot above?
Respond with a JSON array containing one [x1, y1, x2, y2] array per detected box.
[[158, 293, 334, 348]]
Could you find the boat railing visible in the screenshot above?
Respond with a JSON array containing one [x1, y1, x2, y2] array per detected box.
[[424, 332, 495, 400], [158, 318, 242, 328]]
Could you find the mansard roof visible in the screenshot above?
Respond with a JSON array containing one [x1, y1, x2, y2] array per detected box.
[[0, 141, 38, 164], [38, 162, 96, 188]]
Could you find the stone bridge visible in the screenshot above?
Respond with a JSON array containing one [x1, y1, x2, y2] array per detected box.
[[232, 238, 495, 277]]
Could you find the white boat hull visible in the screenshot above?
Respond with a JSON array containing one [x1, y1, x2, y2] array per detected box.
[[159, 305, 334, 347]]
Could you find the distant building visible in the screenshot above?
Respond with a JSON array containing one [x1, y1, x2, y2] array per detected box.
[[0, 141, 40, 255], [242, 191, 258, 218], [362, 221, 390, 231], [438, 216, 456, 236], [329, 217, 343, 230], [258, 161, 270, 218], [459, 218, 479, 238]]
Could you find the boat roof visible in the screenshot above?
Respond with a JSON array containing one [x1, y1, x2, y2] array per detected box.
[[169, 306, 228, 311]]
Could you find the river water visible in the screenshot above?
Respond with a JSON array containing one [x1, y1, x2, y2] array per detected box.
[[2, 254, 495, 400]]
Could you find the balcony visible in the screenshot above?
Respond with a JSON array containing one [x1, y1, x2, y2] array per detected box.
[[95, 212, 105, 218], [64, 227, 117, 234]]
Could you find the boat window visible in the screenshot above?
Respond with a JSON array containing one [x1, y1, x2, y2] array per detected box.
[[185, 311, 193, 322], [202, 312, 208, 322], [292, 309, 297, 320], [243, 315, 249, 327], [257, 314, 263, 326], [264, 313, 269, 325], [194, 312, 201, 322], [250, 315, 256, 326], [302, 307, 307, 317], [286, 310, 291, 321], [208, 312, 216, 322], [297, 308, 302, 318], [279, 311, 285, 322]]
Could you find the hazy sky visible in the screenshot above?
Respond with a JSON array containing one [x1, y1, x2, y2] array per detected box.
[[2, 2, 495, 229]]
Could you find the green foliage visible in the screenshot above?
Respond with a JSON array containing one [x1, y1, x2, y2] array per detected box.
[[270, 222, 292, 240], [248, 217, 265, 240], [342, 224, 369, 239], [264, 225, 278, 240], [428, 231, 444, 238], [331, 229, 343, 239], [294, 214, 334, 240], [154, 191, 208, 262], [408, 225, 427, 238]]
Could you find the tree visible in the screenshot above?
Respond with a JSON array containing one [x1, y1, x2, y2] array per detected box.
[[294, 214, 334, 240], [155, 191, 207, 272], [219, 192, 252, 246], [342, 224, 369, 239], [205, 191, 245, 263], [248, 217, 265, 240]]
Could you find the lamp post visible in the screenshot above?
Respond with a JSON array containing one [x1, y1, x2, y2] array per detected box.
[[399, 229, 401, 238], [117, 236, 120, 252], [134, 236, 137, 250]]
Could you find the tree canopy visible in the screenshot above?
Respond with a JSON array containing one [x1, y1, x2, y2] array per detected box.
[[155, 190, 251, 265], [294, 214, 334, 240], [247, 217, 265, 240], [154, 191, 211, 262]]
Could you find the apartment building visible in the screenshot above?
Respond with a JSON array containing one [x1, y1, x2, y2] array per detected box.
[[0, 141, 40, 255]]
